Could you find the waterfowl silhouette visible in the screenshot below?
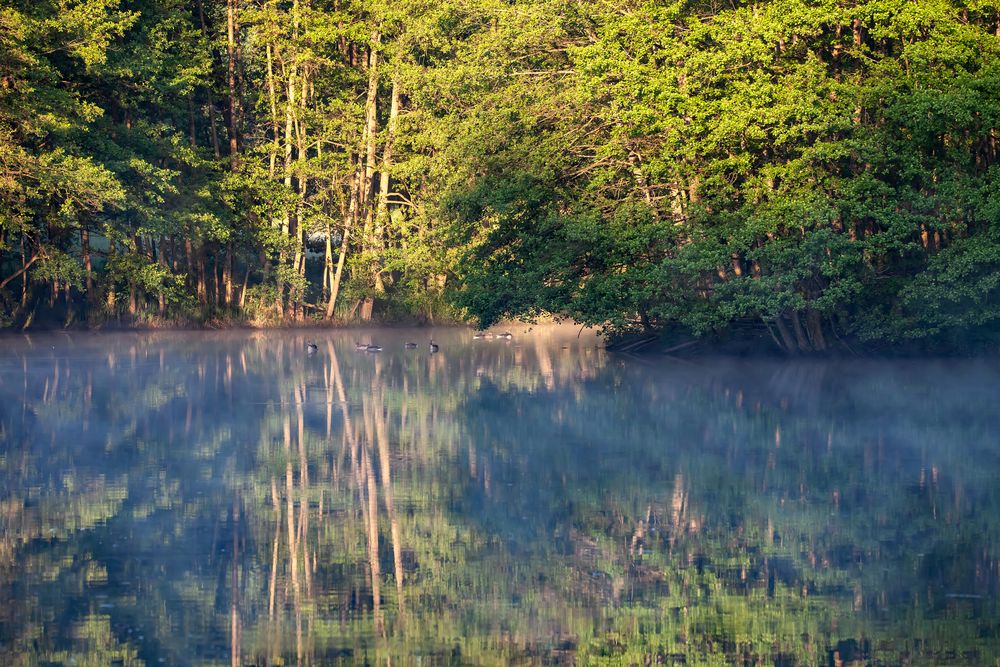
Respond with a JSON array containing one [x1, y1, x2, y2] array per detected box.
[[306, 341, 318, 354], [404, 342, 418, 349], [354, 341, 370, 351], [429, 340, 439, 353], [365, 344, 383, 352], [498, 331, 513, 339], [472, 332, 486, 340]]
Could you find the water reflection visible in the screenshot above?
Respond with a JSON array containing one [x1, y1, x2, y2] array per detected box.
[[1, 328, 1000, 664]]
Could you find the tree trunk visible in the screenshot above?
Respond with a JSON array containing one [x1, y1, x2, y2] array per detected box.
[[221, 0, 240, 309], [266, 41, 281, 179], [223, 244, 233, 307], [327, 163, 359, 319], [806, 308, 827, 352], [772, 316, 798, 354], [359, 30, 381, 317], [291, 65, 309, 320], [81, 226, 92, 295], [198, 246, 208, 305], [277, 33, 296, 317], [188, 96, 197, 147], [238, 264, 249, 309], [789, 309, 810, 352], [226, 0, 240, 167], [158, 235, 168, 316], [323, 221, 332, 295], [197, 0, 222, 159], [373, 74, 400, 291]]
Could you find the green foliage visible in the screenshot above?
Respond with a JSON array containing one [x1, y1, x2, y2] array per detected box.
[[443, 0, 1000, 352], [2, 0, 1000, 349]]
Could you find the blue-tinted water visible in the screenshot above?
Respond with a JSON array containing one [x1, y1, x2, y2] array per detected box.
[[1, 327, 999, 665]]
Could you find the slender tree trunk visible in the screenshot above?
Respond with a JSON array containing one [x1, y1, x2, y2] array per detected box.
[[266, 41, 281, 179], [226, 0, 240, 165], [327, 165, 359, 319], [197, 0, 222, 159], [198, 247, 208, 305], [105, 239, 116, 312], [373, 74, 400, 291], [81, 226, 92, 295], [158, 235, 168, 316], [323, 222, 333, 295], [291, 66, 309, 320], [277, 30, 297, 317], [238, 265, 249, 309], [223, 246, 233, 308], [359, 31, 381, 319], [222, 0, 240, 308]]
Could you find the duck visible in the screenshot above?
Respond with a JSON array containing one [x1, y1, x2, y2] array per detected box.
[[472, 332, 486, 340], [429, 340, 439, 353], [306, 341, 318, 354], [365, 344, 383, 352], [354, 341, 370, 351], [498, 331, 513, 340], [404, 342, 418, 349]]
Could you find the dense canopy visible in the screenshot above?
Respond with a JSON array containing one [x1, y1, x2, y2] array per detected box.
[[2, 0, 1000, 352]]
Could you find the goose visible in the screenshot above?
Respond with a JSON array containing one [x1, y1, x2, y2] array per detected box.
[[366, 344, 383, 352], [306, 341, 318, 354], [429, 340, 439, 353], [354, 341, 370, 351], [498, 331, 513, 340], [404, 342, 418, 349], [473, 332, 486, 340]]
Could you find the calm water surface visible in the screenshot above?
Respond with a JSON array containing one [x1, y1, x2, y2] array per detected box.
[[2, 327, 1000, 665]]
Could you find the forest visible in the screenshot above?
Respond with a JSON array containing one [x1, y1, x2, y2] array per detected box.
[[2, 0, 1000, 352]]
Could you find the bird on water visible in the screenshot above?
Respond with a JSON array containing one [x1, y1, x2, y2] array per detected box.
[[429, 340, 439, 353], [306, 341, 318, 354], [366, 344, 383, 352], [404, 342, 418, 349], [354, 341, 369, 351], [498, 331, 513, 339]]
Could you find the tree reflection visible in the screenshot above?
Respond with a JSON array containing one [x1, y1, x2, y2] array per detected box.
[[1, 331, 1000, 664]]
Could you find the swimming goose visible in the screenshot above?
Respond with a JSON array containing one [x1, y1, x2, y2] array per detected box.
[[473, 332, 486, 340], [498, 331, 512, 339], [429, 340, 439, 353], [355, 341, 370, 351], [366, 344, 383, 352], [404, 342, 418, 349]]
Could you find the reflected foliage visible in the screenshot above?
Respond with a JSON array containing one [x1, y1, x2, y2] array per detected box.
[[1, 330, 1000, 664]]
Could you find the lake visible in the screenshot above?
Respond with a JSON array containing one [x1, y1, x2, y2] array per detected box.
[[1, 326, 999, 665]]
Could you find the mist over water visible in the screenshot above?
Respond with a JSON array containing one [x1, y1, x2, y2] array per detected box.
[[2, 327, 1000, 665]]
